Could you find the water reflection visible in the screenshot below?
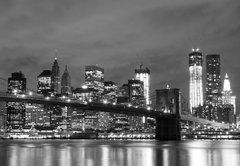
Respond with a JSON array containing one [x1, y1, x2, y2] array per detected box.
[[0, 140, 240, 166]]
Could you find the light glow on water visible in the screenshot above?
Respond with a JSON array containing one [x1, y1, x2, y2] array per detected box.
[[1, 140, 240, 166]]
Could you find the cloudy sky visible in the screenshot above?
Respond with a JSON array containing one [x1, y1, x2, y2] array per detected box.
[[0, 0, 239, 105]]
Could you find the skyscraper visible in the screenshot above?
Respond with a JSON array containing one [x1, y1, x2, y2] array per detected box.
[[206, 54, 221, 106], [222, 73, 232, 105], [189, 49, 203, 113], [8, 71, 26, 94], [51, 57, 60, 94], [61, 65, 71, 95], [128, 79, 145, 107], [37, 70, 53, 96], [135, 65, 150, 106], [7, 71, 26, 128], [85, 65, 104, 94], [222, 73, 236, 121]]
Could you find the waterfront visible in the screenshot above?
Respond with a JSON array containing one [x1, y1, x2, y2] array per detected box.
[[0, 140, 240, 166]]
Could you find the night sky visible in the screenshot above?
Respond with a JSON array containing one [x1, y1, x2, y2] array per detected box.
[[0, 0, 239, 111]]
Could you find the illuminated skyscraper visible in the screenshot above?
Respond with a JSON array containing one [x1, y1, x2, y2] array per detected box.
[[206, 54, 221, 106], [7, 71, 26, 127], [222, 73, 236, 115], [8, 71, 26, 94], [51, 57, 60, 94], [222, 73, 231, 105], [135, 65, 150, 105], [85, 65, 104, 94], [61, 65, 71, 95], [189, 49, 203, 113], [37, 70, 53, 96], [128, 79, 145, 107]]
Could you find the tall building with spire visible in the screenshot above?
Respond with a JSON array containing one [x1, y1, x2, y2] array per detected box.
[[206, 54, 222, 106], [221, 73, 236, 123], [135, 65, 150, 106], [51, 57, 60, 94], [189, 48, 203, 113], [222, 73, 236, 113], [61, 65, 71, 95], [222, 73, 232, 105]]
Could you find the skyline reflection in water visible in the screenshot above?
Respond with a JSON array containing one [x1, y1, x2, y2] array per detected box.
[[0, 140, 240, 166]]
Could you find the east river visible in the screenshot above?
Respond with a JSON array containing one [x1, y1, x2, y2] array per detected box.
[[0, 139, 240, 166]]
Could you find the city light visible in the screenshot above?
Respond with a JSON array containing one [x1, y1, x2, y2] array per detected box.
[[21, 94, 26, 98], [13, 89, 17, 95], [28, 91, 33, 96], [103, 100, 107, 104], [82, 85, 88, 89], [67, 99, 71, 102]]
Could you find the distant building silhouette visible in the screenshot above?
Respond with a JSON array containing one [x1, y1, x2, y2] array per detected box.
[[51, 57, 60, 94], [61, 65, 71, 95]]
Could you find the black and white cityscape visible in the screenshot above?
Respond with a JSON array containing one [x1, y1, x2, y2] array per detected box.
[[0, 50, 240, 140], [0, 1, 240, 166]]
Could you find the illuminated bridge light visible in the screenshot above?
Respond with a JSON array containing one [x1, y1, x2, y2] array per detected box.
[[45, 97, 50, 100], [28, 91, 33, 96], [103, 100, 107, 104], [67, 99, 71, 102]]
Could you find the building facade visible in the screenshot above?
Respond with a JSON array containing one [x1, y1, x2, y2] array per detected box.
[[7, 72, 26, 128], [222, 73, 236, 117], [37, 70, 53, 96], [128, 79, 145, 107], [189, 49, 203, 113], [135, 65, 150, 105], [85, 65, 104, 95], [206, 54, 221, 106], [61, 65, 71, 95]]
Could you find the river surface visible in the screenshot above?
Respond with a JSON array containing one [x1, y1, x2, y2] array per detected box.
[[0, 139, 240, 166]]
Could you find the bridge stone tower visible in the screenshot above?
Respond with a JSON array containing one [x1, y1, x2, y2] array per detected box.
[[155, 87, 181, 140]]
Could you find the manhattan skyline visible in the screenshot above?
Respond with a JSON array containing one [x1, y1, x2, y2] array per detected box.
[[0, 0, 239, 106]]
